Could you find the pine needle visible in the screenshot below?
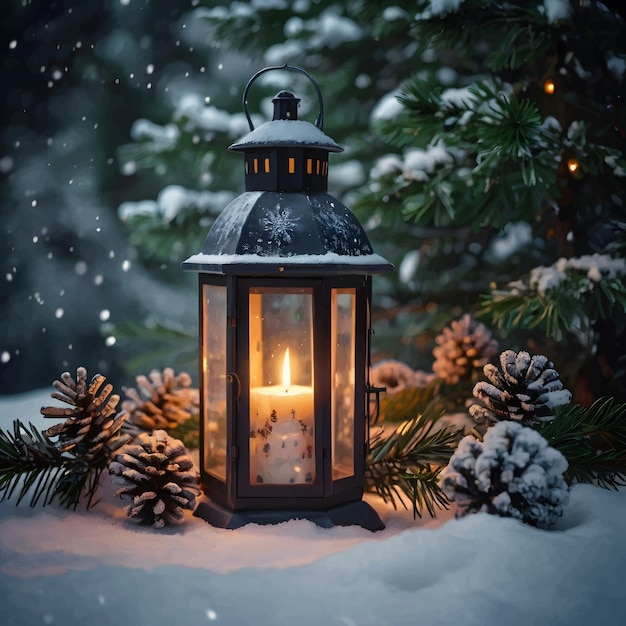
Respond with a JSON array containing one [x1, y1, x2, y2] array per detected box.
[[0, 419, 103, 509], [0, 420, 65, 506], [365, 404, 464, 517], [536, 398, 626, 490]]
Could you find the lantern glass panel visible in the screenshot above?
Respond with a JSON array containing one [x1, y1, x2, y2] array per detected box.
[[249, 287, 315, 486], [331, 288, 356, 480], [202, 284, 228, 481]]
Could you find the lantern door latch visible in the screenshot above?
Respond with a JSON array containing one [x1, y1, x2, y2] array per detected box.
[[366, 385, 386, 425], [226, 371, 241, 399]]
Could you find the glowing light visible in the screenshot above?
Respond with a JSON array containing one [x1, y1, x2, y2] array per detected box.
[[543, 79, 555, 95], [567, 158, 580, 173], [282, 348, 291, 392]]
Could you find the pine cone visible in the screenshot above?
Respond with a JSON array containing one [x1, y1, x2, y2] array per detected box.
[[42, 366, 130, 462], [109, 429, 199, 529], [122, 368, 199, 436], [432, 314, 498, 385], [440, 420, 570, 529], [469, 350, 572, 426], [370, 360, 423, 394]]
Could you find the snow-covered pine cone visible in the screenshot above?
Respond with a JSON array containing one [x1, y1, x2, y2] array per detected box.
[[42, 366, 130, 462], [469, 350, 572, 426], [432, 314, 498, 385], [122, 368, 199, 436], [439, 420, 570, 529], [109, 429, 199, 529]]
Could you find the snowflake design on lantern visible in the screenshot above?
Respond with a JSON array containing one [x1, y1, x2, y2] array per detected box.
[[261, 206, 299, 247], [310, 197, 373, 256], [315, 205, 349, 239]]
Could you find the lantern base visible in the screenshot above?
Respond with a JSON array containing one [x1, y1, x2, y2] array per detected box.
[[193, 497, 385, 531]]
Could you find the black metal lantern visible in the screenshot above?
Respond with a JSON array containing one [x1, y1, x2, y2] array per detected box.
[[182, 65, 393, 530]]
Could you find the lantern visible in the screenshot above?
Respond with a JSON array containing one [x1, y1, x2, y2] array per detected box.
[[182, 65, 393, 530]]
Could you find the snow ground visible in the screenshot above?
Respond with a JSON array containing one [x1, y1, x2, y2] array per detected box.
[[1, 389, 625, 626]]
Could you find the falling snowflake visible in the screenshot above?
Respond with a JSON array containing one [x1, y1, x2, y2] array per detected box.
[[261, 207, 299, 247]]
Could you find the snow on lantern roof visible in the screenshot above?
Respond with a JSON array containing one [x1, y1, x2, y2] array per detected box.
[[229, 119, 343, 153], [181, 251, 393, 275]]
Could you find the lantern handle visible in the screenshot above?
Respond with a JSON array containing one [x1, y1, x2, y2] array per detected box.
[[242, 64, 324, 132]]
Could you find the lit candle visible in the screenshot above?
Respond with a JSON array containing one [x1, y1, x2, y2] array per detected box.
[[250, 348, 315, 485]]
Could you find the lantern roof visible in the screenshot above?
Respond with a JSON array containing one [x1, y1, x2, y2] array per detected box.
[[181, 190, 393, 275], [182, 65, 393, 276], [229, 118, 343, 153], [231, 89, 342, 153]]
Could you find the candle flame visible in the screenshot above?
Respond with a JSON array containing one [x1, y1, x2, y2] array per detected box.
[[282, 348, 291, 392]]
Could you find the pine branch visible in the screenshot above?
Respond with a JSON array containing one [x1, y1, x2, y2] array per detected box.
[[376, 382, 438, 424], [169, 413, 200, 450], [536, 398, 626, 490], [362, 75, 562, 230], [365, 404, 464, 517], [478, 254, 626, 340], [1, 367, 131, 510], [0, 420, 97, 508], [112, 321, 197, 376]]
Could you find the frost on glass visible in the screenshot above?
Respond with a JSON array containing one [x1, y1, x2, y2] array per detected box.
[[248, 288, 315, 486], [331, 289, 356, 480], [202, 284, 227, 481]]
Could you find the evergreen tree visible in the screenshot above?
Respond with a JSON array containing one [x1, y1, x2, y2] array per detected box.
[[358, 0, 626, 402], [1, 0, 209, 392], [115, 0, 625, 401]]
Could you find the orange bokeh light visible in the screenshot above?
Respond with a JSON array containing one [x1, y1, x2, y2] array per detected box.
[[567, 158, 580, 173], [543, 79, 556, 94]]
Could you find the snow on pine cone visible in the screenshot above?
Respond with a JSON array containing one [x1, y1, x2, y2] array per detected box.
[[439, 420, 570, 529], [122, 368, 199, 436], [42, 366, 130, 462], [432, 314, 498, 385], [469, 350, 572, 426], [109, 429, 199, 529]]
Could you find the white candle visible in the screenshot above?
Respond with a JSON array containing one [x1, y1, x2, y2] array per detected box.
[[249, 349, 315, 484]]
